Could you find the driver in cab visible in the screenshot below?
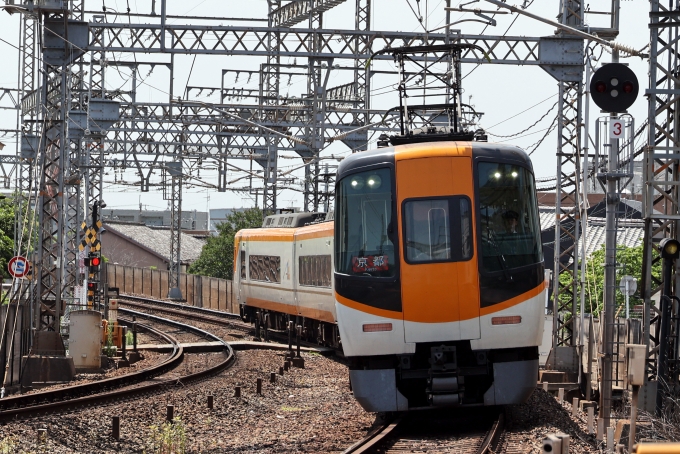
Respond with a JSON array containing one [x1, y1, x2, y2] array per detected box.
[[502, 210, 519, 234]]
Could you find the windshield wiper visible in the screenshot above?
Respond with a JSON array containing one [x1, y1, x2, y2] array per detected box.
[[488, 231, 513, 282]]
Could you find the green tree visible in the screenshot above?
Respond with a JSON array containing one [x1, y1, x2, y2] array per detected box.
[[0, 199, 14, 280], [0, 194, 38, 281], [188, 207, 263, 280], [558, 244, 661, 317]]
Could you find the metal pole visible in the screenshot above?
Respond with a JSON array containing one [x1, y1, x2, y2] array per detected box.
[[580, 41, 592, 349], [629, 385, 638, 453], [600, 49, 620, 431], [656, 259, 672, 415], [577, 34, 592, 399], [625, 280, 630, 320]]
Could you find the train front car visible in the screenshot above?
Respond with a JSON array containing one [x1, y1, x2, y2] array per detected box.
[[335, 141, 545, 412]]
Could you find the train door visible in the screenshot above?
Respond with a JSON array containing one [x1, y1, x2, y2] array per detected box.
[[239, 239, 248, 304], [290, 234, 299, 315], [397, 156, 481, 342]]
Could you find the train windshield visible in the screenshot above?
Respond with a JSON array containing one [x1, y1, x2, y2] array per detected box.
[[335, 168, 395, 277], [478, 162, 542, 272]]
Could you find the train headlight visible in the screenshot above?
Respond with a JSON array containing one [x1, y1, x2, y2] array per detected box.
[[366, 174, 382, 189], [350, 176, 364, 190]]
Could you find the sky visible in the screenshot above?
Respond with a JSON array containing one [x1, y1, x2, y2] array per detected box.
[[0, 0, 651, 215]]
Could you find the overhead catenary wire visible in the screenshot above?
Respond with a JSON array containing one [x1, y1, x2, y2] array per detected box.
[[486, 101, 558, 138], [9, 3, 650, 231], [527, 115, 558, 156]]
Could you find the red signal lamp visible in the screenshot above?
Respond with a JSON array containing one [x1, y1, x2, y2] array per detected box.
[[595, 81, 607, 93], [622, 81, 634, 94], [87, 282, 97, 290], [90, 256, 101, 267]]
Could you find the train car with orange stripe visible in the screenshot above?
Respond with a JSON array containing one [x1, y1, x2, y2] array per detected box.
[[234, 212, 339, 345], [234, 140, 546, 412]]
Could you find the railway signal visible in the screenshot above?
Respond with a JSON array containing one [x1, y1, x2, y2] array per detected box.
[[87, 281, 97, 306], [589, 63, 639, 113], [85, 253, 102, 274]]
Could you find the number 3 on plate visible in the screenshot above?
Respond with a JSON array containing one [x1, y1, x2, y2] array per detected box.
[[609, 119, 624, 139]]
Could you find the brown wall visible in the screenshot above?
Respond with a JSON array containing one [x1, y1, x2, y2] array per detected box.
[[537, 192, 609, 207], [101, 231, 167, 270], [107, 264, 237, 314]]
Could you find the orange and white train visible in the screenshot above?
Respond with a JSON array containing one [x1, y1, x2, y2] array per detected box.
[[234, 140, 546, 412]]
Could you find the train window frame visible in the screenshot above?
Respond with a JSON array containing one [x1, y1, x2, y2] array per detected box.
[[401, 195, 473, 265], [240, 248, 246, 280], [474, 159, 543, 275], [334, 165, 400, 281], [248, 255, 282, 283]]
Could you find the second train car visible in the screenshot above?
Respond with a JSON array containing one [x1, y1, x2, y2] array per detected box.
[[234, 140, 546, 412]]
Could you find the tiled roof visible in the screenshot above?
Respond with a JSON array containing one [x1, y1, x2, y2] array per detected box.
[[539, 207, 644, 257], [104, 221, 205, 263], [539, 209, 556, 231], [581, 218, 645, 256]]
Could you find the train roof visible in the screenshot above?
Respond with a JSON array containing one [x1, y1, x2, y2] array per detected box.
[[337, 141, 533, 180]]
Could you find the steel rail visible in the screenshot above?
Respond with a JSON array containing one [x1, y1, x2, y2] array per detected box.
[[476, 413, 505, 454], [118, 294, 338, 353], [0, 319, 183, 416], [120, 307, 236, 339], [119, 296, 241, 328], [343, 411, 504, 454], [0, 314, 235, 420], [341, 417, 401, 454]]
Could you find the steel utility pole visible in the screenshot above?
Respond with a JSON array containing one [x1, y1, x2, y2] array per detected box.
[[600, 50, 619, 431], [643, 0, 680, 413], [588, 56, 639, 435]]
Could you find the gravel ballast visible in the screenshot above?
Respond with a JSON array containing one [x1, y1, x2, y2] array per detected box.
[[0, 350, 376, 453]]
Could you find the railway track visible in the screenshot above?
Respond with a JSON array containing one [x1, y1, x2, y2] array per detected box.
[[345, 409, 504, 454], [119, 295, 243, 333], [118, 294, 336, 352], [120, 294, 239, 323], [0, 312, 235, 421]]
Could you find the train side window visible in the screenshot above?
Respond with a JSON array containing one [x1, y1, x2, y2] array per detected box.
[[249, 255, 281, 283], [299, 255, 332, 287], [240, 250, 246, 279]]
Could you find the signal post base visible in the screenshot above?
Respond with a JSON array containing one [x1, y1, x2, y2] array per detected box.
[[20, 355, 75, 388]]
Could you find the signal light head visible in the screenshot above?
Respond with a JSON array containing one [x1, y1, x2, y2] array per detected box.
[[91, 257, 101, 267], [87, 282, 97, 290], [660, 238, 680, 259], [589, 63, 639, 113]]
